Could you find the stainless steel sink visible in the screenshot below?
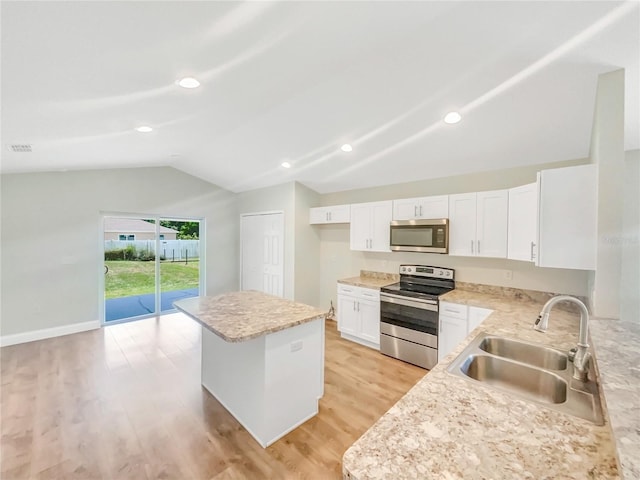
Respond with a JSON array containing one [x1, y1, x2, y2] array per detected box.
[[478, 335, 568, 370], [460, 354, 567, 404], [447, 333, 604, 425]]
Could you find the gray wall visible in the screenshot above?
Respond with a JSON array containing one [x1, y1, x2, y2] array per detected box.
[[0, 167, 238, 336], [315, 158, 592, 312]]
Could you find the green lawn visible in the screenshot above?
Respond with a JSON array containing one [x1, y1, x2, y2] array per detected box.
[[105, 260, 199, 299]]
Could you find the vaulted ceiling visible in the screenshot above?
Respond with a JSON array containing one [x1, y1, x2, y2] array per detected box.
[[1, 1, 638, 193]]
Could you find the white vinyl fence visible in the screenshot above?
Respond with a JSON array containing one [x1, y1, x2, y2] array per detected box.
[[104, 240, 200, 260]]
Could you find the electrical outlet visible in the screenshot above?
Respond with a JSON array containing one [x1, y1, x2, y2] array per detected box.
[[290, 340, 303, 352], [504, 270, 513, 280]]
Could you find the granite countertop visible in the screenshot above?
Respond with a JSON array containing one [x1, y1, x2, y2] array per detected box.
[[343, 285, 620, 480], [589, 317, 640, 479], [338, 270, 399, 290], [173, 291, 326, 342]]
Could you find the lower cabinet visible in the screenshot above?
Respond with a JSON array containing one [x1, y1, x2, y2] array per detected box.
[[438, 301, 493, 362], [337, 284, 380, 349]]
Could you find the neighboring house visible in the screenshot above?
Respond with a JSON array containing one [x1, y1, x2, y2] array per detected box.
[[104, 217, 178, 241]]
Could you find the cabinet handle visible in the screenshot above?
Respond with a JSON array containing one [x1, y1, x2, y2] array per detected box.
[[530, 241, 536, 261], [420, 205, 423, 217], [414, 206, 418, 217], [326, 212, 329, 221], [329, 212, 332, 221], [353, 301, 355, 311], [477, 240, 480, 254], [471, 240, 474, 254], [357, 302, 360, 312]]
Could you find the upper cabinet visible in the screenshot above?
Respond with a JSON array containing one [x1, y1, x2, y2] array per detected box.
[[449, 190, 508, 258], [309, 205, 350, 224], [350, 201, 393, 252], [507, 182, 538, 262], [392, 195, 449, 220], [536, 164, 597, 270]]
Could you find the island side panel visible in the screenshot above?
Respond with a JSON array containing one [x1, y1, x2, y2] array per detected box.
[[263, 318, 324, 446], [201, 327, 267, 445]]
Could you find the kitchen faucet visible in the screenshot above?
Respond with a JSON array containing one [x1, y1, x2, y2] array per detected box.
[[534, 295, 591, 381]]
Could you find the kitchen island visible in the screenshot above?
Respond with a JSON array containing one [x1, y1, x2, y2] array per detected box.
[[343, 284, 620, 479], [174, 291, 326, 448]]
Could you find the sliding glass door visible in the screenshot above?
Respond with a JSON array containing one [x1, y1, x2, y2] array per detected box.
[[103, 215, 201, 323]]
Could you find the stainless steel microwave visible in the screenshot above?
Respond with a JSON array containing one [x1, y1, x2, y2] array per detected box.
[[389, 219, 449, 253]]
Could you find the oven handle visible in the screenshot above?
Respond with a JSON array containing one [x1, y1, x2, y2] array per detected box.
[[380, 292, 438, 312]]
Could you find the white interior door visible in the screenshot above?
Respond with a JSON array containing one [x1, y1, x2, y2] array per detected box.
[[241, 213, 284, 297]]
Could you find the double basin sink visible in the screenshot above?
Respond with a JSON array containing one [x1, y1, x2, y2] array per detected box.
[[447, 333, 604, 425]]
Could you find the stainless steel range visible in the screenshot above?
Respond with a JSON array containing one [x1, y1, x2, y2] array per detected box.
[[380, 265, 455, 369]]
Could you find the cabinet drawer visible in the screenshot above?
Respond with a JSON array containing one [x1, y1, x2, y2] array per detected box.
[[439, 301, 468, 319], [337, 284, 379, 300]]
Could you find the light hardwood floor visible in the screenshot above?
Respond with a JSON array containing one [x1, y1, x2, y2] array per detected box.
[[1, 315, 426, 479]]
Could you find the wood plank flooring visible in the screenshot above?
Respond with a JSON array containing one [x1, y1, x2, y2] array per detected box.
[[1, 315, 426, 479]]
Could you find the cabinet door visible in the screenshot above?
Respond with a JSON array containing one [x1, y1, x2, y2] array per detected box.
[[337, 295, 359, 335], [476, 189, 508, 258], [468, 306, 493, 333], [358, 298, 380, 346], [328, 205, 350, 223], [419, 195, 449, 219], [369, 201, 392, 252], [439, 315, 468, 361], [309, 207, 328, 224], [392, 198, 420, 220], [508, 182, 538, 262], [350, 203, 371, 251], [448, 193, 477, 256], [537, 164, 597, 270]]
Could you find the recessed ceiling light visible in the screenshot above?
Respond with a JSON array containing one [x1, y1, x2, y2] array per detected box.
[[341, 144, 353, 152], [444, 112, 462, 124], [178, 77, 200, 89], [135, 126, 153, 133], [281, 161, 291, 168]]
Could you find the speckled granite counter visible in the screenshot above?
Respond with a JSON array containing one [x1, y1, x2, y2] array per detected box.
[[173, 291, 326, 342], [338, 270, 399, 290], [343, 284, 620, 480], [590, 318, 640, 479]]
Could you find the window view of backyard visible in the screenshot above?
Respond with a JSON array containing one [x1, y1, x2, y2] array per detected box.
[[104, 217, 200, 322]]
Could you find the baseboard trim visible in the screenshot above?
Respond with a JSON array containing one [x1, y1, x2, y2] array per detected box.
[[0, 320, 101, 347]]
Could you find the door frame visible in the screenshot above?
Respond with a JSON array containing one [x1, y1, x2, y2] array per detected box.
[[239, 211, 284, 296], [99, 212, 205, 325]]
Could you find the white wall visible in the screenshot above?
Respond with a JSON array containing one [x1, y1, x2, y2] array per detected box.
[[621, 149, 640, 322], [0, 167, 238, 337], [589, 69, 625, 318], [316, 158, 592, 311], [293, 183, 321, 308]]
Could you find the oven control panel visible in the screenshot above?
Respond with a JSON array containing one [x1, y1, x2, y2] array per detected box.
[[400, 265, 454, 279]]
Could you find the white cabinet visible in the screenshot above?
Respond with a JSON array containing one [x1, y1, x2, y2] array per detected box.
[[350, 201, 392, 252], [449, 190, 508, 258], [508, 182, 538, 262], [309, 205, 350, 224], [337, 284, 381, 349], [392, 195, 449, 220], [537, 164, 597, 270], [438, 302, 493, 362]]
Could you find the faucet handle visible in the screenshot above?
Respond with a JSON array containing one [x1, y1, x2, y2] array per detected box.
[[568, 347, 577, 362]]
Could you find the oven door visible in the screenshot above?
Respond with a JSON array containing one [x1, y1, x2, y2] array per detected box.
[[380, 292, 438, 369]]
